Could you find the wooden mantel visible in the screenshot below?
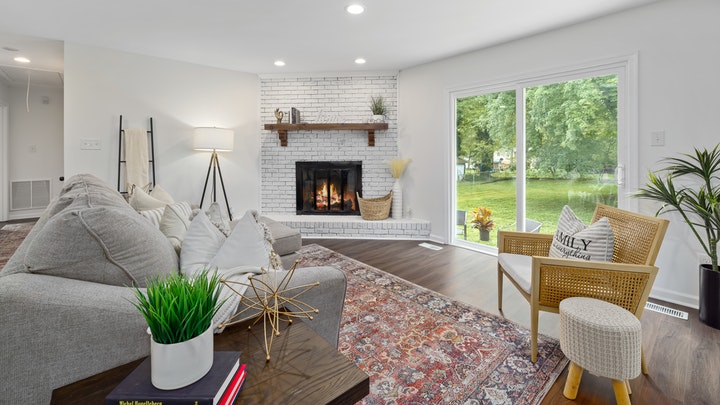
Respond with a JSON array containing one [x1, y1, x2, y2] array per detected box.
[[264, 123, 389, 147]]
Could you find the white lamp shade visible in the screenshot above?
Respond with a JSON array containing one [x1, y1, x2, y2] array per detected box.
[[193, 127, 234, 152]]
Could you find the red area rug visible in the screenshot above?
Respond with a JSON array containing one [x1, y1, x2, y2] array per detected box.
[[0, 222, 34, 269], [298, 244, 567, 405]]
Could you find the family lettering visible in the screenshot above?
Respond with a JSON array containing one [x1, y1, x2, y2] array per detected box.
[[554, 232, 592, 260]]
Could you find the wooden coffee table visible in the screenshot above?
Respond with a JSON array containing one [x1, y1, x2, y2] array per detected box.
[[51, 319, 369, 404]]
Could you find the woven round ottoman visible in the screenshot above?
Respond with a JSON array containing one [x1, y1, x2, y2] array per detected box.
[[559, 297, 642, 405]]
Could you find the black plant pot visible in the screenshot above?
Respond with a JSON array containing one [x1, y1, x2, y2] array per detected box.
[[699, 264, 720, 329]]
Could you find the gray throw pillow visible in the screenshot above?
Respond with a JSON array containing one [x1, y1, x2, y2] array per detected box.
[[22, 206, 178, 287], [549, 205, 614, 262]]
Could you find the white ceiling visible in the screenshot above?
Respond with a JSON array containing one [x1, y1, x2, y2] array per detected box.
[[0, 0, 660, 86]]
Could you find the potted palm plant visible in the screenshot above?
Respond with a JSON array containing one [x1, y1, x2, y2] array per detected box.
[[635, 144, 720, 328], [471, 207, 495, 241], [132, 270, 226, 389], [370, 96, 387, 123]]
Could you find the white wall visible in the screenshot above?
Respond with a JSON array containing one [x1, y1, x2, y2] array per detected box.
[[64, 43, 261, 215], [0, 82, 64, 220], [8, 84, 64, 191], [0, 78, 8, 221], [397, 0, 720, 307], [259, 74, 398, 214]]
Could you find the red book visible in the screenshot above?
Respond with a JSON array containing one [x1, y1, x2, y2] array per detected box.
[[105, 351, 241, 405], [219, 364, 246, 405]]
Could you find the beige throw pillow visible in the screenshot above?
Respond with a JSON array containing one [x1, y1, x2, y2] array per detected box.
[[129, 185, 175, 211]]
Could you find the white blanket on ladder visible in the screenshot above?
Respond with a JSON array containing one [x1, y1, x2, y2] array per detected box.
[[124, 128, 149, 191]]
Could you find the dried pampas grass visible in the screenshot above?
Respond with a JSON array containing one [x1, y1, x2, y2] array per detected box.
[[388, 158, 412, 179]]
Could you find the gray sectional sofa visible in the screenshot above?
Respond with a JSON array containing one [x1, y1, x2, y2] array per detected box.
[[0, 174, 346, 404]]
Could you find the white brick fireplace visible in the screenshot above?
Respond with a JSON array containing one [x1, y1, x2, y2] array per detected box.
[[259, 73, 430, 239]]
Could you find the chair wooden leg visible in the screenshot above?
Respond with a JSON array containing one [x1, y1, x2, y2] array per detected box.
[[563, 361, 583, 399], [626, 380, 632, 395], [497, 268, 504, 311], [641, 346, 648, 375], [530, 306, 539, 363], [612, 379, 632, 405]]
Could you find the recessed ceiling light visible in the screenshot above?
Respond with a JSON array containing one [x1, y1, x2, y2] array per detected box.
[[14, 57, 30, 63], [355, 58, 366, 64], [346, 4, 365, 15], [274, 60, 286, 67]]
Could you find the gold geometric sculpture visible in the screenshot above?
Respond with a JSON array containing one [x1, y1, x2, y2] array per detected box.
[[218, 260, 320, 361]]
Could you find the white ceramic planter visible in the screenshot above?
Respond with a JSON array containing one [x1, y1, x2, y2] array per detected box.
[[371, 114, 386, 123], [149, 326, 214, 390]]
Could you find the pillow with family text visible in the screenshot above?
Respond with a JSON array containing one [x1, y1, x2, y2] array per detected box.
[[548, 205, 614, 262]]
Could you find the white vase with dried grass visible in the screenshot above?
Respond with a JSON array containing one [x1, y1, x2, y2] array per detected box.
[[387, 158, 411, 219]]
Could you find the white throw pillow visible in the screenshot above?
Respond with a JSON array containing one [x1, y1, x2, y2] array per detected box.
[[180, 210, 277, 332], [160, 201, 193, 254], [208, 210, 273, 271], [180, 211, 227, 277], [549, 205, 614, 262], [138, 207, 165, 228]]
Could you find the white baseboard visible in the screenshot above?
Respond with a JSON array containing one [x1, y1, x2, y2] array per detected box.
[[8, 208, 44, 221], [649, 286, 698, 309]]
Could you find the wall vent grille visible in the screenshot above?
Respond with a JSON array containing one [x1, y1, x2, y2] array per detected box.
[[645, 301, 689, 320], [11, 179, 50, 210]]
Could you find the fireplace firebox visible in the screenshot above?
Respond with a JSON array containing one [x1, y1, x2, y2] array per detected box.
[[296, 161, 362, 215]]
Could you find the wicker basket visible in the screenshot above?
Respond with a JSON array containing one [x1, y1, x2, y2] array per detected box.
[[357, 191, 393, 220]]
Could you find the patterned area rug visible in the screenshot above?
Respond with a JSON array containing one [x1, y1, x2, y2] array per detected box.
[[297, 244, 568, 405], [0, 222, 34, 269]]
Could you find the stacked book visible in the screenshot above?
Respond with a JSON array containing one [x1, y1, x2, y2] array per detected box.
[[105, 351, 246, 405]]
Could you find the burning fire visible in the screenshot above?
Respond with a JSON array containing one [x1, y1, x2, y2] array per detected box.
[[315, 182, 356, 210]]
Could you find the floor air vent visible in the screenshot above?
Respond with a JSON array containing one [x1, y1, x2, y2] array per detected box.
[[645, 301, 689, 320], [10, 179, 50, 210]]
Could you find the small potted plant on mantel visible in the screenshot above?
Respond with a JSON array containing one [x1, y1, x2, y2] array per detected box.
[[471, 207, 495, 241], [636, 144, 720, 329], [370, 96, 387, 123], [132, 270, 226, 389]]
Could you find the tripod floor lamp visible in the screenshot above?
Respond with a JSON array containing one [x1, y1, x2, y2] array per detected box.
[[194, 127, 234, 220]]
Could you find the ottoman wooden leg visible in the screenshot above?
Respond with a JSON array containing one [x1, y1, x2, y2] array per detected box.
[[612, 379, 631, 405], [563, 361, 583, 399]]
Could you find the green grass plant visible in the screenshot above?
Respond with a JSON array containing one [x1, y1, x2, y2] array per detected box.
[[457, 177, 617, 246], [132, 270, 225, 345]]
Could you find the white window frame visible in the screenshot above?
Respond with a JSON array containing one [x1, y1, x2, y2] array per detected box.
[[448, 54, 638, 253]]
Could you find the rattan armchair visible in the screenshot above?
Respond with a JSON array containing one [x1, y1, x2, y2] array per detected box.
[[497, 204, 669, 367]]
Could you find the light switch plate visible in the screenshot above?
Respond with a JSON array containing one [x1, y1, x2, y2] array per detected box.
[[81, 139, 101, 150], [650, 130, 665, 146]]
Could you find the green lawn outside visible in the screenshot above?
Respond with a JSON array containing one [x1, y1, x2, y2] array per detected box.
[[457, 177, 618, 247]]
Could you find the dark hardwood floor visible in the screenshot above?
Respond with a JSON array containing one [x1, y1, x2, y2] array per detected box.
[[305, 238, 720, 405]]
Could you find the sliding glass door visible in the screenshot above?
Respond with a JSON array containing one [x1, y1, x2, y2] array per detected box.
[[453, 62, 631, 252]]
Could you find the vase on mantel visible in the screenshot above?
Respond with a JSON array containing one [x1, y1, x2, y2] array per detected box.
[[392, 179, 403, 219]]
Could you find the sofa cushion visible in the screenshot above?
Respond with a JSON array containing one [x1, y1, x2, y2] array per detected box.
[[1, 174, 178, 287], [259, 216, 301, 257], [22, 206, 178, 287]]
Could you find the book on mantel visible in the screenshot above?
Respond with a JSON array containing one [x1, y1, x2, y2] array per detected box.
[[105, 351, 246, 405]]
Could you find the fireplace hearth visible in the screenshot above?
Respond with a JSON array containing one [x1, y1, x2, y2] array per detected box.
[[296, 161, 362, 215]]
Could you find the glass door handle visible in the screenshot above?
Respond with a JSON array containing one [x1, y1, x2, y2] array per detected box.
[[616, 164, 625, 186]]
